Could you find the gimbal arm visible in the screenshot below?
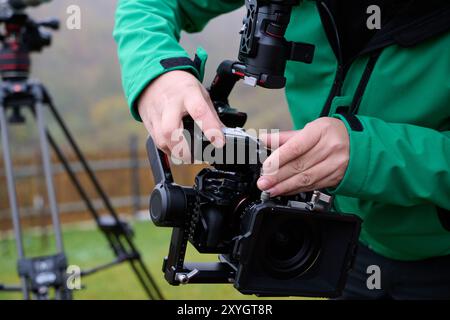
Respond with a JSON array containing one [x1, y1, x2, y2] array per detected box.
[[146, 136, 174, 185], [208, 60, 243, 103]]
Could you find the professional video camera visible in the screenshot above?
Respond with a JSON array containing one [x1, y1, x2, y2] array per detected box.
[[0, 0, 51, 19], [147, 0, 362, 298], [0, 0, 57, 80], [2, 0, 50, 9]]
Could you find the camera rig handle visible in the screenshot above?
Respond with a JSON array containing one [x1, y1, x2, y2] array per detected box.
[[208, 60, 242, 104], [146, 136, 174, 185]]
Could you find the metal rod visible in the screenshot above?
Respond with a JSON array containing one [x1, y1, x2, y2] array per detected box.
[[127, 257, 156, 300], [45, 96, 124, 225], [46, 128, 161, 299], [130, 135, 141, 216], [81, 255, 133, 277], [44, 95, 164, 299], [46, 131, 102, 224], [46, 129, 139, 300], [34, 99, 64, 253], [0, 283, 22, 292], [0, 103, 30, 299]]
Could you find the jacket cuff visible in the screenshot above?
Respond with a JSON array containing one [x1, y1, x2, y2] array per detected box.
[[328, 113, 371, 197], [127, 47, 208, 122]]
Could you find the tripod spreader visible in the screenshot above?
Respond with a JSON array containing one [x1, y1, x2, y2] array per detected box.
[[18, 253, 70, 300]]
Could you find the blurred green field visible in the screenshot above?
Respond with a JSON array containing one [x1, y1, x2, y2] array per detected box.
[[0, 220, 300, 300]]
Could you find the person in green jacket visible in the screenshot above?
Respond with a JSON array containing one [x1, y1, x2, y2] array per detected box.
[[114, 0, 450, 299]]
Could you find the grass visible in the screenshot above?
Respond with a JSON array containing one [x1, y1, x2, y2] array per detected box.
[[0, 220, 288, 300]]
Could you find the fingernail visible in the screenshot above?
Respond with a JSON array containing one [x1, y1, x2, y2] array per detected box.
[[267, 188, 277, 197], [258, 178, 270, 190], [212, 136, 225, 148]]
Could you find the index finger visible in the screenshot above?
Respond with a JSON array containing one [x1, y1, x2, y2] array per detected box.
[[260, 131, 297, 148], [184, 92, 225, 148]]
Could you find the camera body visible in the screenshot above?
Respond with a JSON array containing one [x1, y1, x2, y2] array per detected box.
[[147, 118, 362, 297]]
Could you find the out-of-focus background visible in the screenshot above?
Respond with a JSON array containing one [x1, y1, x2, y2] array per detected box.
[[0, 0, 292, 299]]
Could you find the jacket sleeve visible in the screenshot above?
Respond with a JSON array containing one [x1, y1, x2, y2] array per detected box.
[[331, 113, 450, 210], [113, 0, 243, 121]]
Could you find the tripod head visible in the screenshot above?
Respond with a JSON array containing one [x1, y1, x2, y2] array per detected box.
[[0, 1, 58, 124], [0, 1, 59, 81]]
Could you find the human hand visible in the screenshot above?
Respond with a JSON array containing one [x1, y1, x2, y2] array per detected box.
[[257, 118, 350, 196], [138, 70, 224, 160]]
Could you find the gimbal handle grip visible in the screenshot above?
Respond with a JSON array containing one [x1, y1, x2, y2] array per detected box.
[[146, 136, 174, 185], [208, 60, 243, 103]]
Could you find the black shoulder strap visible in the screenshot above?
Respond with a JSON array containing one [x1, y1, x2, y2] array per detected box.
[[361, 1, 450, 55]]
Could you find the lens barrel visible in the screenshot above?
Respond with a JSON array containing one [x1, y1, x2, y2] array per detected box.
[[262, 219, 321, 279]]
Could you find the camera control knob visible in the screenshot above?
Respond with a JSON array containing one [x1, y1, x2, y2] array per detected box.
[[149, 183, 186, 228]]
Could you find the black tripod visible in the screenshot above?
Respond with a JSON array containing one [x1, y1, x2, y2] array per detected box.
[[0, 12, 163, 300]]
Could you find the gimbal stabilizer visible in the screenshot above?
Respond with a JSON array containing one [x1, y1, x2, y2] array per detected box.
[[146, 1, 363, 294]]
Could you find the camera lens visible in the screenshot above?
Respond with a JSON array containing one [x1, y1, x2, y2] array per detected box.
[[262, 219, 320, 279], [269, 224, 304, 261]]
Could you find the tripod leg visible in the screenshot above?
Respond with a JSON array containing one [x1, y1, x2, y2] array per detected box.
[[0, 104, 30, 300], [34, 101, 64, 254], [35, 100, 74, 300], [44, 94, 164, 299], [46, 129, 125, 263]]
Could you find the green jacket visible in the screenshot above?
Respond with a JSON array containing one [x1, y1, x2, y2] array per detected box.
[[114, 0, 450, 261]]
